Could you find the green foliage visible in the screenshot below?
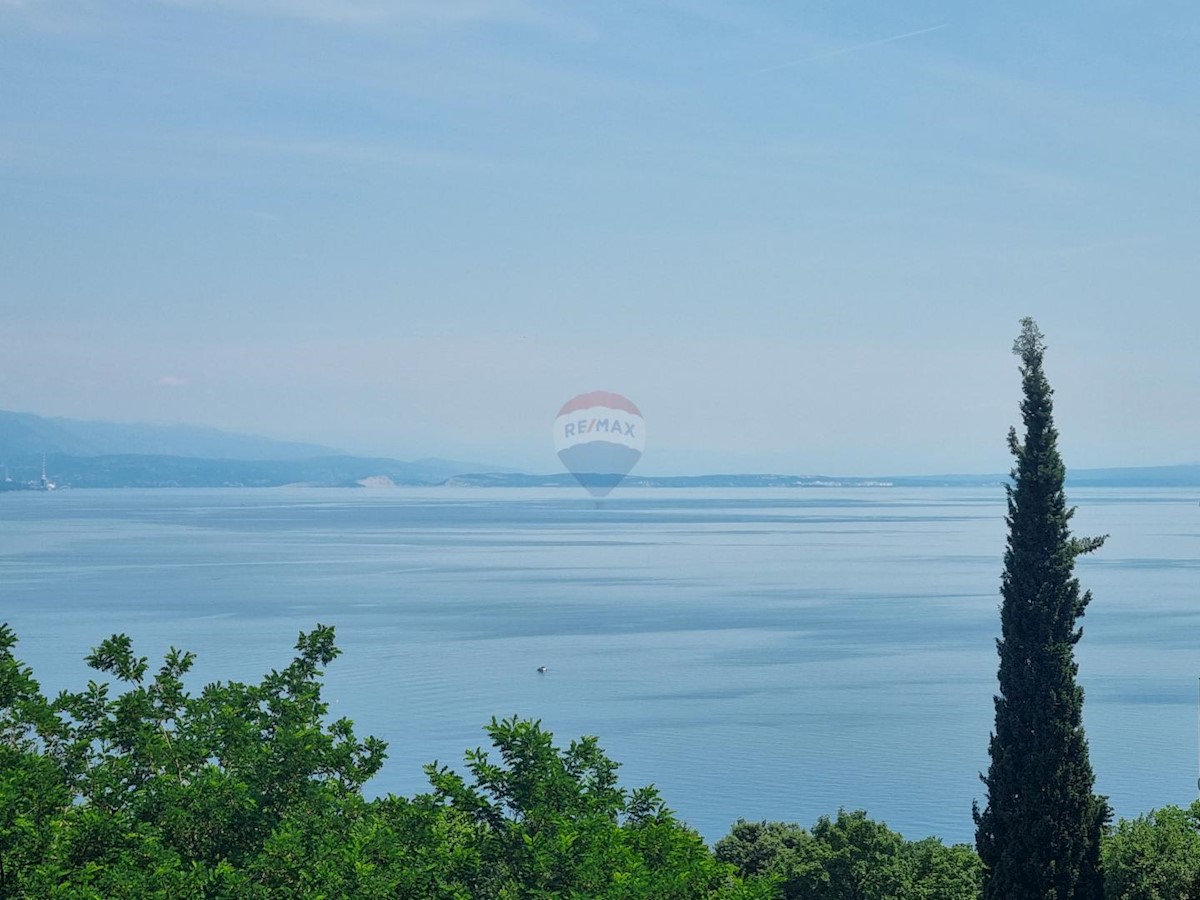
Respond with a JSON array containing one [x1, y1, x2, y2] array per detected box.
[[715, 810, 982, 899], [0, 624, 771, 899], [1102, 801, 1200, 900], [13, 614, 1185, 900], [1, 623, 389, 897], [424, 715, 759, 898], [974, 319, 1108, 899], [0, 625, 71, 896]]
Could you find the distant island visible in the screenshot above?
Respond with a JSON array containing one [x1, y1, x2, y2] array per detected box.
[[3, 409, 1199, 490]]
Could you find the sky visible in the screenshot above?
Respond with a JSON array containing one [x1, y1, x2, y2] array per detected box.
[[2, 0, 1198, 475]]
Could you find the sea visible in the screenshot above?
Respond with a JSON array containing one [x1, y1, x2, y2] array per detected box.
[[1, 486, 1198, 846]]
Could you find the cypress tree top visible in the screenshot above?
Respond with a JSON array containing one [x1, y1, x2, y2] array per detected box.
[[975, 318, 1108, 900]]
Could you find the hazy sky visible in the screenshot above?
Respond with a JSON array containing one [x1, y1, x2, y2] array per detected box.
[[2, 1, 1197, 474]]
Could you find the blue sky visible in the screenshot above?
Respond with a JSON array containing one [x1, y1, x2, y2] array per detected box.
[[2, 1, 1197, 474]]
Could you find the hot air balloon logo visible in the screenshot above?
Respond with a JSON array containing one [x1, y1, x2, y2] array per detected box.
[[554, 391, 645, 498]]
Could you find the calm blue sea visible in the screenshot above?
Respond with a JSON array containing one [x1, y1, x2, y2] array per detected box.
[[2, 487, 1198, 845]]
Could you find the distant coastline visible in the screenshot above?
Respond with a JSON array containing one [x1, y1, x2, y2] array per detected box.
[[444, 467, 1200, 490], [4, 408, 1198, 490], [3, 455, 1199, 491]]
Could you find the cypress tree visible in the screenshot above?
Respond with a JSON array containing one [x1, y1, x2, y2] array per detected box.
[[974, 318, 1109, 899]]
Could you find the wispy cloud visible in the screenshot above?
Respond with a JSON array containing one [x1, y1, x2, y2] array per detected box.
[[195, 134, 499, 172], [1, 0, 553, 29], [756, 23, 948, 73], [154, 0, 544, 27], [917, 57, 1200, 151]]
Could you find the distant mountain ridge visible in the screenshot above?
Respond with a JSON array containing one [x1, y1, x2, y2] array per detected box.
[[0, 410, 513, 489], [2, 410, 1197, 490], [0, 410, 338, 460]]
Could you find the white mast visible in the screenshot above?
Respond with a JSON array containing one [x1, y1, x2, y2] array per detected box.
[[39, 454, 55, 491]]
